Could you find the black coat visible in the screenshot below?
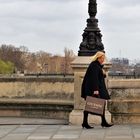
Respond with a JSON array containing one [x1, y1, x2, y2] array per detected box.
[[81, 60, 110, 100]]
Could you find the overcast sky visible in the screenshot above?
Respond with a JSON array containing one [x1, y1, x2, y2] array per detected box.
[[0, 0, 140, 60]]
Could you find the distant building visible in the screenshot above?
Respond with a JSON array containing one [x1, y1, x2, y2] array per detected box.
[[111, 58, 129, 66], [109, 58, 130, 75]]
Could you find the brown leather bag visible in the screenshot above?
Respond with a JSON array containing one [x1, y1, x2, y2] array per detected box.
[[85, 96, 106, 116]]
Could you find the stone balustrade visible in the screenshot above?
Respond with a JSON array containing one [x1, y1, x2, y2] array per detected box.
[[0, 76, 140, 124], [0, 76, 74, 120], [0, 76, 74, 100], [108, 79, 140, 124]]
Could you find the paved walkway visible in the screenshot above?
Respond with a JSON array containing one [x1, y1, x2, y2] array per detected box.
[[0, 118, 140, 140]]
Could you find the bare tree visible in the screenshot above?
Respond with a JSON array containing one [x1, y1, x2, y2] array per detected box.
[[63, 47, 75, 74], [0, 44, 25, 72], [0, 44, 76, 74], [36, 51, 52, 73]]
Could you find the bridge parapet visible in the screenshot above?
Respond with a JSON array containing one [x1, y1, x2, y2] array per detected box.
[[108, 79, 140, 124], [0, 76, 74, 120]]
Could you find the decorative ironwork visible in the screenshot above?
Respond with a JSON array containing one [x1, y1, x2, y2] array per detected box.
[[78, 0, 104, 56], [88, 0, 97, 17]]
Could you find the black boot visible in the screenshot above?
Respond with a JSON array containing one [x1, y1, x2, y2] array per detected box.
[[101, 115, 113, 128], [82, 111, 93, 129], [101, 102, 113, 128]]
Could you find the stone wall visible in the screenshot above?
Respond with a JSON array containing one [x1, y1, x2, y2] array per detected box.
[[108, 79, 140, 124], [0, 76, 74, 120], [0, 76, 140, 124], [0, 77, 74, 100]]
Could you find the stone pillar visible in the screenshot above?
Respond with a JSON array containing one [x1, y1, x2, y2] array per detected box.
[[69, 56, 112, 125]]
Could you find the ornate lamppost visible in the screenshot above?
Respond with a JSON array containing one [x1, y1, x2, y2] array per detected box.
[[78, 0, 104, 56]]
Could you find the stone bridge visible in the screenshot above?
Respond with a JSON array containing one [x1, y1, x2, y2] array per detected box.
[[0, 76, 140, 124]]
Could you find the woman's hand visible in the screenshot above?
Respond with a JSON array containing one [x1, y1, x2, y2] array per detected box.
[[93, 91, 99, 96]]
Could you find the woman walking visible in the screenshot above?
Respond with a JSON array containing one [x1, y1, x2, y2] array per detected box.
[[81, 51, 113, 129]]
